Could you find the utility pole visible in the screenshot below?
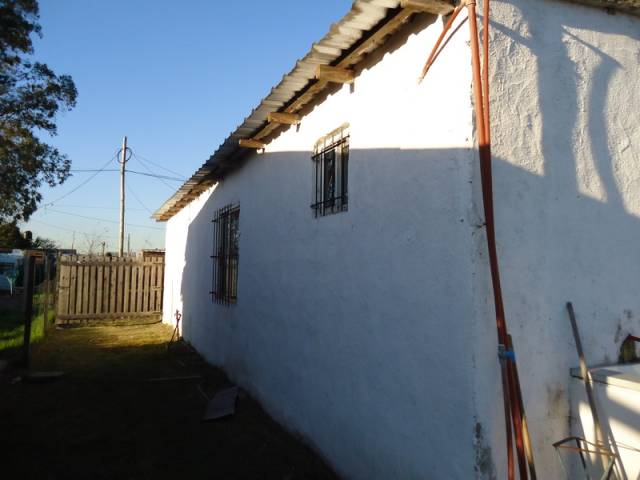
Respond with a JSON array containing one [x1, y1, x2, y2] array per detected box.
[[119, 136, 128, 257], [101, 241, 106, 256], [127, 233, 131, 257]]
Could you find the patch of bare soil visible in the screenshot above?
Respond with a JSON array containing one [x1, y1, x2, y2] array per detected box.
[[0, 323, 338, 479]]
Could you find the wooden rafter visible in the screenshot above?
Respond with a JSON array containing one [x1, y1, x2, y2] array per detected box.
[[315, 65, 355, 84], [267, 112, 301, 125], [400, 0, 455, 14], [238, 138, 266, 149]]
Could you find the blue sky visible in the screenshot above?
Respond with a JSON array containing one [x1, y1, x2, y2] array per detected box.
[[23, 0, 350, 252]]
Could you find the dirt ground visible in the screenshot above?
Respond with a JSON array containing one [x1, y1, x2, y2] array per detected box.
[[0, 322, 339, 480]]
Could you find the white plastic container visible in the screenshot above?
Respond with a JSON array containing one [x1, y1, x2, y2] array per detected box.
[[570, 363, 640, 479]]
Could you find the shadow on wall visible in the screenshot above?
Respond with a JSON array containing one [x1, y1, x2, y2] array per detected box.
[[487, 7, 639, 479], [174, 144, 640, 471], [171, 11, 640, 478]]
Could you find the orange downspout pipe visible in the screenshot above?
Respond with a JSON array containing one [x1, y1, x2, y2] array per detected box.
[[419, 1, 537, 476], [419, 2, 466, 82], [467, 1, 524, 478]]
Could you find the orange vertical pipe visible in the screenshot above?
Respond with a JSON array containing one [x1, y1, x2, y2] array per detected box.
[[419, 2, 466, 81], [467, 2, 518, 478]]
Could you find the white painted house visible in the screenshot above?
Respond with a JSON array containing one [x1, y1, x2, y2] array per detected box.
[[154, 1, 640, 478]]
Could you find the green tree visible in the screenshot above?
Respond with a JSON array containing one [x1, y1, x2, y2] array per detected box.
[[0, 220, 56, 249], [0, 0, 77, 222], [0, 220, 28, 247]]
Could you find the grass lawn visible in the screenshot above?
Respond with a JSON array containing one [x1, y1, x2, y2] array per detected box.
[[0, 323, 338, 479], [0, 293, 53, 354]]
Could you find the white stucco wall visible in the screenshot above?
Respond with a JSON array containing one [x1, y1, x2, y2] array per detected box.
[[162, 2, 640, 478], [163, 16, 478, 480], [477, 1, 640, 479]]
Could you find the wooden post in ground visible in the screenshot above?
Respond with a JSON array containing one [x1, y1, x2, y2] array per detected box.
[[53, 252, 60, 318], [22, 254, 36, 367], [43, 253, 50, 332]]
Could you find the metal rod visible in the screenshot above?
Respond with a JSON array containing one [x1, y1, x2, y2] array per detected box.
[[508, 335, 537, 479], [500, 355, 515, 479], [567, 302, 609, 467]]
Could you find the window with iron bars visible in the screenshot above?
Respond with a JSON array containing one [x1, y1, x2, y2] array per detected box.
[[311, 125, 349, 217], [210, 204, 239, 305]]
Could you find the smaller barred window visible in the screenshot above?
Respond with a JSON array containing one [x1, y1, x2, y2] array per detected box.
[[210, 204, 239, 305], [311, 125, 349, 217]]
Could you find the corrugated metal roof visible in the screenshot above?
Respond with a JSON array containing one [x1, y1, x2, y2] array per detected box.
[[153, 0, 640, 221], [153, 0, 455, 221]]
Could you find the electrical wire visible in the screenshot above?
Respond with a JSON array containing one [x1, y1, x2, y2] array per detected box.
[[131, 155, 178, 191], [126, 184, 153, 215], [125, 169, 184, 182], [42, 208, 164, 231], [45, 153, 119, 207], [132, 152, 186, 179], [27, 219, 119, 240], [53, 204, 147, 212], [68, 168, 183, 181]]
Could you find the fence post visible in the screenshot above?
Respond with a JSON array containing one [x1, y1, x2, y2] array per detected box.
[[43, 253, 50, 332], [22, 254, 36, 368], [54, 252, 60, 317]]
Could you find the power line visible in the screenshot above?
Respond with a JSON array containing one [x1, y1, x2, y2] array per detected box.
[[132, 152, 186, 179], [40, 208, 164, 231], [131, 155, 179, 190], [68, 168, 183, 181], [45, 153, 119, 207], [54, 204, 147, 212], [126, 169, 184, 181], [126, 184, 153, 215], [27, 219, 119, 240]]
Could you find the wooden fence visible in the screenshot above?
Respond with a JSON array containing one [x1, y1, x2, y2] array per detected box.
[[56, 255, 164, 324]]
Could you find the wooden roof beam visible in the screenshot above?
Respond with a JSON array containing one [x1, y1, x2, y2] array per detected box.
[[239, 138, 266, 149], [315, 65, 355, 84], [400, 0, 455, 14], [267, 112, 301, 125]]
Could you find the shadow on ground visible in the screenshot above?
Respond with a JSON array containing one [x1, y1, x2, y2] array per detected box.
[[0, 323, 338, 480]]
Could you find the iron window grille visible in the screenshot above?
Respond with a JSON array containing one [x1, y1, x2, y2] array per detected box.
[[311, 125, 349, 217], [210, 204, 240, 305]]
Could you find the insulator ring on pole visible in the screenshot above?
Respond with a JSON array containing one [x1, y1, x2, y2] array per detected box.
[[116, 147, 133, 164]]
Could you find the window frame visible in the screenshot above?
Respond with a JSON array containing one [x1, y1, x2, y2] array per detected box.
[[210, 203, 240, 305], [311, 125, 349, 217]]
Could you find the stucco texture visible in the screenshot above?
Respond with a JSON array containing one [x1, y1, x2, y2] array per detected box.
[[163, 16, 478, 480], [162, 1, 640, 478], [475, 1, 640, 479]]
